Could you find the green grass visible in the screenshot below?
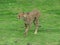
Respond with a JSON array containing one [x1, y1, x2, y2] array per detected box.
[[0, 0, 60, 45]]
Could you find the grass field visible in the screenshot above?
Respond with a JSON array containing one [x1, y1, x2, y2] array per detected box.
[[0, 0, 60, 45]]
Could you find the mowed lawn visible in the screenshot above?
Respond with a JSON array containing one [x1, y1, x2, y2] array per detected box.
[[0, 0, 60, 45]]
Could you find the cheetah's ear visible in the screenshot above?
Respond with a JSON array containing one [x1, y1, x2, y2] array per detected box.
[[27, 12, 29, 14]]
